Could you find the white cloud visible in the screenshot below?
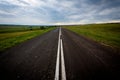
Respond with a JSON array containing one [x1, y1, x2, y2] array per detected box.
[[0, 0, 120, 25], [0, 16, 50, 25], [0, 10, 16, 16]]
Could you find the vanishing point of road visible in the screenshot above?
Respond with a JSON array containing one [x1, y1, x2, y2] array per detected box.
[[0, 27, 120, 80]]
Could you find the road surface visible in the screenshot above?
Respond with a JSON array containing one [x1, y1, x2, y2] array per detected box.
[[0, 27, 120, 80]]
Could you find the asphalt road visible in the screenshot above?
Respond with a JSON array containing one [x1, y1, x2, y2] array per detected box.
[[62, 28, 120, 80], [0, 27, 120, 80], [0, 28, 59, 80]]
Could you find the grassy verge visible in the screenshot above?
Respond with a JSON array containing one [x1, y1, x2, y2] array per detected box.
[[64, 23, 120, 48], [0, 27, 55, 52], [0, 26, 49, 33]]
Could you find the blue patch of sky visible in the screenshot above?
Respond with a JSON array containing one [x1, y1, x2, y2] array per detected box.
[[0, 3, 19, 12], [44, 7, 65, 22]]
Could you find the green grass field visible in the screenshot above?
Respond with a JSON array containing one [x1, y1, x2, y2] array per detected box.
[[64, 23, 120, 48], [0, 26, 55, 52], [0, 25, 48, 33]]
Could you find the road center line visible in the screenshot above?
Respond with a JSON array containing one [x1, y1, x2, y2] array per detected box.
[[61, 39, 66, 80], [55, 27, 61, 80], [55, 27, 67, 80]]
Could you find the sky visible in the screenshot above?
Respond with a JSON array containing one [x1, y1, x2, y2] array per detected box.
[[0, 0, 120, 25]]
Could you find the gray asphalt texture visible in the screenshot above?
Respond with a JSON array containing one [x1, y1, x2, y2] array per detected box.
[[0, 28, 120, 80], [62, 28, 120, 80], [0, 28, 59, 80]]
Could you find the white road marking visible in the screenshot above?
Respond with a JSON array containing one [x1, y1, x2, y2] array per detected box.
[[54, 28, 61, 80], [61, 39, 67, 80], [54, 27, 67, 80]]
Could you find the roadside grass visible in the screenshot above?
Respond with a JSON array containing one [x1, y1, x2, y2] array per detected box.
[[64, 23, 120, 48], [0, 27, 55, 52], [0, 26, 47, 33]]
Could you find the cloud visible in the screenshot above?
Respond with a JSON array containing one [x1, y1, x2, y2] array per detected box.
[[0, 0, 120, 25]]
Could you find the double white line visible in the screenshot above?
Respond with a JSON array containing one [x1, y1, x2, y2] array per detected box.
[[54, 27, 66, 80]]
